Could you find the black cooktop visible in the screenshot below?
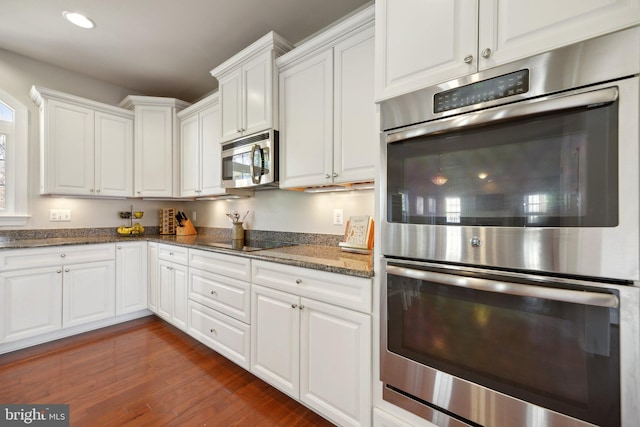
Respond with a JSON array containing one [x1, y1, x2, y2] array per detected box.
[[203, 241, 297, 252]]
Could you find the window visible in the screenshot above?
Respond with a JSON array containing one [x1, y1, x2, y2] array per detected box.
[[445, 197, 461, 223], [0, 89, 29, 225]]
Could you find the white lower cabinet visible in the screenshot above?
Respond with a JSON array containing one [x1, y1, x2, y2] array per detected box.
[[115, 242, 148, 315], [187, 249, 252, 369], [251, 260, 372, 427], [147, 242, 159, 313], [0, 267, 63, 343], [0, 244, 117, 347], [62, 259, 115, 328], [158, 259, 188, 330]]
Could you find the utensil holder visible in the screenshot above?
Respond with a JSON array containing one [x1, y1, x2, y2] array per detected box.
[[231, 222, 244, 242]]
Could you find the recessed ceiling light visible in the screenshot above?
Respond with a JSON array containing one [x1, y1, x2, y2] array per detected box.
[[62, 11, 96, 29]]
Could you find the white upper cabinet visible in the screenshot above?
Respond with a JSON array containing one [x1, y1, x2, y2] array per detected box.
[[278, 5, 376, 188], [211, 32, 294, 143], [375, 0, 640, 101], [30, 86, 134, 197], [178, 93, 224, 197], [119, 96, 190, 198]]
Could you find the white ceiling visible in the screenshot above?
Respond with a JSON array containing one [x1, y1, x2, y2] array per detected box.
[[0, 0, 371, 103]]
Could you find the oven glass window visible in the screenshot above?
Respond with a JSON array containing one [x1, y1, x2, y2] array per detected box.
[[386, 101, 618, 226], [386, 268, 620, 427]]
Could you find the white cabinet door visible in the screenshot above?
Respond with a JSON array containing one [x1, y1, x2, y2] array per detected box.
[[242, 51, 272, 137], [333, 28, 376, 184], [172, 263, 188, 330], [0, 267, 62, 343], [219, 69, 243, 142], [478, 0, 640, 70], [147, 242, 159, 313], [199, 103, 223, 195], [158, 260, 173, 321], [179, 100, 222, 197], [62, 260, 116, 328], [251, 284, 300, 399], [94, 111, 133, 197], [134, 106, 174, 197], [157, 259, 188, 330], [374, 0, 477, 101], [279, 50, 334, 188], [179, 112, 200, 197], [300, 298, 372, 427], [115, 242, 148, 315], [46, 99, 95, 195]]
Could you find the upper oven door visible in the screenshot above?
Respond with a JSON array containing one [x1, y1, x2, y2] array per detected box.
[[382, 77, 640, 281]]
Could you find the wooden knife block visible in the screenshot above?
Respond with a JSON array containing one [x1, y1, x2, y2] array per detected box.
[[176, 219, 197, 236]]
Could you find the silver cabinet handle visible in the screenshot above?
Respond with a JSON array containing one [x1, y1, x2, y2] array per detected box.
[[332, 173, 338, 178], [386, 264, 619, 308], [481, 48, 492, 58], [325, 174, 331, 179], [117, 246, 122, 250], [291, 303, 298, 309], [60, 253, 66, 258], [210, 328, 217, 334], [464, 54, 473, 64], [64, 268, 70, 273], [169, 252, 174, 256], [96, 189, 101, 193], [89, 188, 94, 193], [299, 305, 305, 310], [57, 269, 62, 273], [210, 290, 217, 296], [295, 279, 302, 284]]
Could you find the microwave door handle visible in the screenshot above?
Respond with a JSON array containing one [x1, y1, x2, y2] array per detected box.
[[386, 264, 619, 308], [250, 144, 263, 185], [387, 86, 619, 143]]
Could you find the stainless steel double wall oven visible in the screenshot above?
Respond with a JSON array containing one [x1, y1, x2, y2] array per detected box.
[[380, 28, 640, 427]]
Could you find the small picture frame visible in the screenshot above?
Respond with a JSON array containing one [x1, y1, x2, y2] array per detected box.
[[339, 216, 374, 254]]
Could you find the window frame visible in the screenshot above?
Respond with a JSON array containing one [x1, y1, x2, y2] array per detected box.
[[0, 89, 29, 226]]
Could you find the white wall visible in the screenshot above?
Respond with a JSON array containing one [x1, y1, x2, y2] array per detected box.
[[0, 48, 373, 234], [191, 188, 374, 234]]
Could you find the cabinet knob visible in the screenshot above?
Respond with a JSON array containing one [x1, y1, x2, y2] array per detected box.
[[137, 191, 142, 194], [464, 54, 473, 64], [57, 269, 62, 274], [325, 174, 331, 179], [60, 253, 66, 258], [64, 268, 70, 273], [89, 188, 95, 193], [210, 328, 217, 334], [96, 189, 101, 193], [295, 279, 302, 284], [117, 246, 122, 250], [481, 48, 492, 58], [169, 252, 174, 256], [210, 290, 217, 296], [332, 173, 338, 178], [291, 303, 298, 309], [299, 305, 305, 310]]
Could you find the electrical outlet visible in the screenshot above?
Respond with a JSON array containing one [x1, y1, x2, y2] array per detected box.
[[333, 208, 344, 225], [191, 211, 197, 222], [50, 209, 71, 222]]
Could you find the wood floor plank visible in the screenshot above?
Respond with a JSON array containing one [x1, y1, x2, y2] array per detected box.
[[0, 317, 335, 426]]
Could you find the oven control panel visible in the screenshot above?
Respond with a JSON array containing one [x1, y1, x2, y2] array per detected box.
[[434, 69, 530, 113]]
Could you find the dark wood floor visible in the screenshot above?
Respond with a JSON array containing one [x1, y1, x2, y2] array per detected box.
[[0, 316, 335, 426]]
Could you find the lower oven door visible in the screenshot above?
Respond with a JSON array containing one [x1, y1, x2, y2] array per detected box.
[[381, 258, 640, 427]]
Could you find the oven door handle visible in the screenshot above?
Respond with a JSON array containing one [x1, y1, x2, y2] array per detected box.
[[386, 265, 619, 308], [387, 86, 619, 143]]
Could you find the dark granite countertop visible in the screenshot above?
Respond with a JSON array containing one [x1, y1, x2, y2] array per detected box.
[[0, 234, 374, 279]]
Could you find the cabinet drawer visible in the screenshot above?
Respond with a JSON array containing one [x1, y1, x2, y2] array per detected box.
[[188, 300, 250, 370], [158, 244, 188, 264], [188, 268, 250, 323], [0, 244, 115, 271], [252, 260, 372, 313], [189, 249, 250, 281]]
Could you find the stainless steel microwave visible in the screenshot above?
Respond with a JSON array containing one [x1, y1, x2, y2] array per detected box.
[[221, 130, 279, 189]]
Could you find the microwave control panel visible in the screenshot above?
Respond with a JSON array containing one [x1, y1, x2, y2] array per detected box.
[[434, 69, 530, 113]]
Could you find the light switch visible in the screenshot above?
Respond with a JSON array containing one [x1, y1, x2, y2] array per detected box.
[[333, 209, 344, 225]]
